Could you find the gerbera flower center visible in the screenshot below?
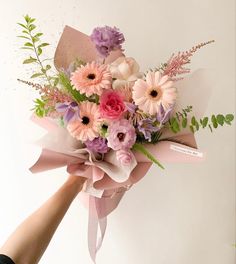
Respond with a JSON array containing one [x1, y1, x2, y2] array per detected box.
[[102, 124, 108, 130], [150, 90, 158, 98], [87, 73, 96, 80], [146, 87, 162, 102], [82, 116, 90, 125], [117, 132, 125, 142]]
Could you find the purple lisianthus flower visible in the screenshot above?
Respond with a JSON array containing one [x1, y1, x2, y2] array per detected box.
[[138, 118, 160, 142], [85, 137, 109, 154], [157, 104, 173, 124], [107, 119, 136, 150], [56, 102, 80, 124], [90, 26, 125, 57]]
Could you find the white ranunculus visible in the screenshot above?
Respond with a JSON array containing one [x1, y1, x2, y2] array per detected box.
[[110, 57, 143, 83]]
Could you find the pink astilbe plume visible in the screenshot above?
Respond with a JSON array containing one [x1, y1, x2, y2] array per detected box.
[[162, 40, 215, 80], [17, 79, 72, 107]]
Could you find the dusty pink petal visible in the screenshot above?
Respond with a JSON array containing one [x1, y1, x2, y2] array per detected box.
[[70, 61, 112, 96], [132, 70, 177, 115], [146, 71, 155, 87], [67, 102, 101, 142]]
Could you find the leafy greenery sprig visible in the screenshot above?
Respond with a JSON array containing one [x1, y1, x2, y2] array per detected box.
[[58, 72, 87, 102], [17, 15, 54, 86], [132, 143, 164, 169], [167, 106, 234, 133]]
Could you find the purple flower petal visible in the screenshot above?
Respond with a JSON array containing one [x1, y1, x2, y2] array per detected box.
[[64, 108, 76, 123], [138, 118, 159, 142], [157, 104, 173, 124], [56, 103, 70, 112], [125, 102, 137, 114], [85, 137, 109, 154], [90, 26, 125, 57]]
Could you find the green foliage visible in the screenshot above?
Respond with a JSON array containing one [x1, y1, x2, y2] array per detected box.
[[58, 72, 87, 102], [132, 143, 164, 169], [167, 106, 234, 134], [17, 15, 52, 85], [33, 98, 51, 117]]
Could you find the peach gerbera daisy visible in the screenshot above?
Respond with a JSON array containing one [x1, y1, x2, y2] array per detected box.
[[70, 61, 112, 96], [67, 102, 102, 141], [132, 71, 177, 115]]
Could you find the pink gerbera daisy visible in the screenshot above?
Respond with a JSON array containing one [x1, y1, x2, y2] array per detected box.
[[70, 61, 112, 96], [132, 71, 177, 115], [67, 102, 102, 141]]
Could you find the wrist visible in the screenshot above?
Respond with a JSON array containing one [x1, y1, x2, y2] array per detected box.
[[66, 175, 87, 193]]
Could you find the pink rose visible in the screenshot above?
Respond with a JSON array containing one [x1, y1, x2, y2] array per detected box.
[[99, 90, 126, 120], [116, 149, 133, 166]]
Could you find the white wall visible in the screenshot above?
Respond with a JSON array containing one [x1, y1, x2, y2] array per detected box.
[[0, 0, 235, 263]]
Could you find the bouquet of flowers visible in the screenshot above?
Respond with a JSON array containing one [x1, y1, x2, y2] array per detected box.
[[17, 15, 234, 262]]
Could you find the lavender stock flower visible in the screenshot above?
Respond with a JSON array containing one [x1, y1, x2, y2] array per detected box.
[[85, 137, 109, 154], [90, 26, 125, 57], [56, 102, 80, 124]]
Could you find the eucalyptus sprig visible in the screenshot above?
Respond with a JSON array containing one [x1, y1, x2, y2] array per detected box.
[[17, 15, 53, 86], [167, 106, 234, 133]]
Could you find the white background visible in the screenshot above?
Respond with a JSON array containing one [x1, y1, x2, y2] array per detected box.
[[0, 0, 235, 263]]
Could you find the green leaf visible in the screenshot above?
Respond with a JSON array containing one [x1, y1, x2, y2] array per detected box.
[[53, 77, 59, 86], [225, 114, 234, 122], [132, 143, 164, 169], [24, 42, 33, 47], [216, 114, 224, 126], [202, 117, 208, 128], [182, 118, 187, 128], [173, 120, 180, 133], [32, 36, 40, 43], [24, 14, 31, 23], [29, 24, 36, 31], [211, 115, 218, 128], [190, 125, 195, 133], [17, 35, 31, 40], [29, 18, 36, 23], [22, 30, 30, 35], [17, 23, 28, 29], [38, 43, 49, 48], [58, 72, 87, 102], [45, 64, 51, 71], [195, 121, 199, 131], [34, 33, 43, 38], [23, 57, 37, 64], [191, 116, 196, 126], [31, 73, 44, 78], [38, 47, 42, 55], [20, 47, 34, 51]]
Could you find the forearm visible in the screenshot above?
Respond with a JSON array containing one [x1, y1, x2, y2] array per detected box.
[[0, 176, 85, 264]]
